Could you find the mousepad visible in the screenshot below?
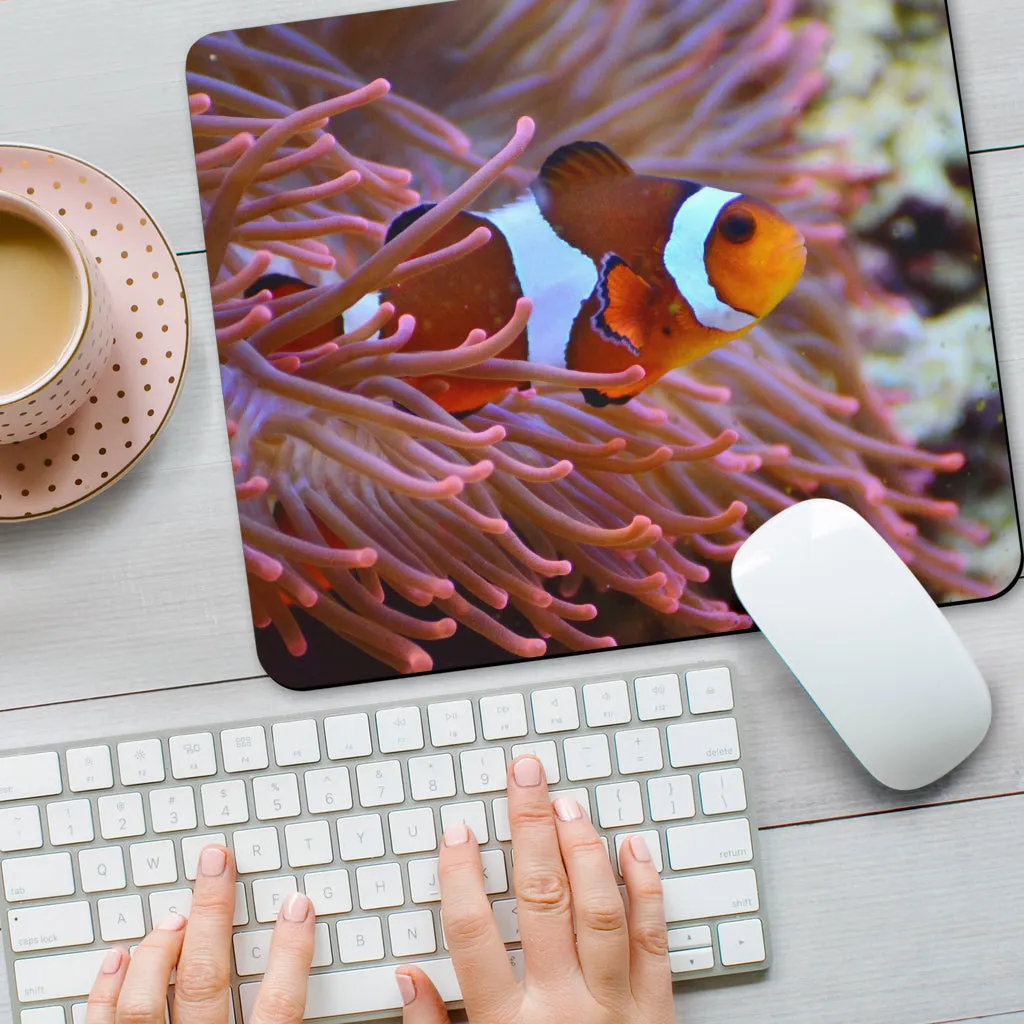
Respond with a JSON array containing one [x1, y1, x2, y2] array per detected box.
[[185, 0, 1022, 690]]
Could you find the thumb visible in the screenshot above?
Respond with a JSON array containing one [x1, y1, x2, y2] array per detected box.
[[396, 965, 452, 1024]]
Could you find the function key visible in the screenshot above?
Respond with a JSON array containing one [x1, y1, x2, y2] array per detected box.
[[634, 673, 682, 721], [116, 739, 165, 786], [272, 720, 321, 767], [479, 694, 528, 740], [324, 714, 372, 760], [66, 745, 113, 793], [582, 680, 631, 727], [169, 732, 217, 779], [427, 700, 476, 747], [531, 687, 579, 734], [221, 726, 269, 773], [375, 707, 424, 754], [685, 667, 734, 715]]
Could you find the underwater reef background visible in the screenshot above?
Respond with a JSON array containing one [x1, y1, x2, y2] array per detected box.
[[186, 0, 1020, 687]]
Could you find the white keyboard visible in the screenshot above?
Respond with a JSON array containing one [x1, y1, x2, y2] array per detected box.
[[0, 662, 769, 1022]]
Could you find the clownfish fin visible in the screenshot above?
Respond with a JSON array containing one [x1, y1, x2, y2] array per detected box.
[[592, 253, 653, 357], [539, 141, 635, 192], [386, 203, 438, 243], [244, 273, 312, 299], [581, 388, 634, 408]]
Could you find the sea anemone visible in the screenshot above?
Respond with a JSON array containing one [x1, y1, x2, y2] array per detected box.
[[186, 0, 1003, 681]]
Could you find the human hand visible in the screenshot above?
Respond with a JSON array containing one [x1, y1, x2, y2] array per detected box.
[[84, 844, 315, 1024], [397, 754, 675, 1024]]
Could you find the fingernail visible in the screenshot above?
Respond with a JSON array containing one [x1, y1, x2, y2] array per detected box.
[[101, 948, 124, 974], [443, 822, 471, 846], [554, 796, 583, 822], [513, 755, 542, 787], [630, 834, 652, 862], [396, 971, 416, 1006], [199, 846, 227, 877], [158, 912, 187, 932], [282, 892, 311, 922]]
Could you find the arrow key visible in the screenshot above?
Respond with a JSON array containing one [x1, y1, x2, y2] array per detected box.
[[718, 918, 766, 966], [669, 946, 714, 974]]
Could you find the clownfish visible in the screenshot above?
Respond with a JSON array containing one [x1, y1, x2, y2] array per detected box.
[[243, 273, 345, 355], [360, 140, 806, 412]]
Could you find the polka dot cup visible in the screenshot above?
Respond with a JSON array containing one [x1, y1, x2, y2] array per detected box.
[[0, 189, 115, 443]]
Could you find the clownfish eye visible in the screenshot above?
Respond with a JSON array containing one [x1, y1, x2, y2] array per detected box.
[[719, 209, 757, 244]]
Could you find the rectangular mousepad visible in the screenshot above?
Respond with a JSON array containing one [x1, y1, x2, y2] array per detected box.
[[185, 0, 1021, 690]]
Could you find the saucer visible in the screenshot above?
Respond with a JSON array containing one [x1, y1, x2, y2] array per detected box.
[[0, 145, 189, 521]]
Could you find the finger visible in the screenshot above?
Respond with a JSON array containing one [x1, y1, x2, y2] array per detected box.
[[396, 965, 452, 1024], [173, 844, 235, 1022], [115, 914, 187, 1023], [84, 947, 128, 1024], [438, 821, 519, 1021], [620, 834, 672, 1005], [552, 796, 630, 1001], [507, 755, 578, 987], [249, 892, 315, 1024]]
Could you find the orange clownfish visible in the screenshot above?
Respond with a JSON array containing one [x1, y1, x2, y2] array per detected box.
[[362, 140, 807, 412], [243, 273, 345, 355]]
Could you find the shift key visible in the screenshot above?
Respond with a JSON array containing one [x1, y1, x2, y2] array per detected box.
[[16, 949, 107, 1002], [662, 868, 759, 921], [0, 752, 61, 802]]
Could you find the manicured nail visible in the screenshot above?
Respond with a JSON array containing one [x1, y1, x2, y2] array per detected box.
[[199, 846, 227, 877], [282, 892, 311, 923], [444, 822, 471, 846], [396, 970, 416, 1006], [630, 834, 652, 862], [158, 912, 187, 932], [554, 796, 583, 822], [101, 948, 124, 974], [513, 755, 542, 788]]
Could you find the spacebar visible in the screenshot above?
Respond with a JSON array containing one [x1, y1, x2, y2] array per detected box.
[[240, 959, 461, 1021]]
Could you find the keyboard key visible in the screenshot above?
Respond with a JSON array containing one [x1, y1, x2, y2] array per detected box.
[[479, 693, 528, 739], [376, 708, 424, 754], [235, 923, 331, 976], [148, 888, 193, 925], [234, 882, 249, 926], [615, 728, 663, 774], [303, 868, 352, 916], [79, 846, 126, 892], [304, 767, 353, 814], [563, 734, 611, 781], [582, 679, 631, 727], [20, 1007, 66, 1024], [149, 787, 197, 834], [389, 909, 436, 956], [531, 687, 579, 733], [634, 673, 683, 721], [14, 950, 107, 1002], [65, 745, 113, 793], [324, 714, 372, 760], [272, 720, 320, 767], [408, 858, 440, 903], [668, 925, 713, 950], [356, 761, 404, 807], [480, 849, 509, 894], [662, 868, 759, 922], [460, 747, 507, 794], [356, 863, 404, 910], [253, 774, 301, 820], [614, 831, 663, 873], [98, 793, 146, 839], [0, 752, 61, 803], [667, 818, 753, 871], [492, 798, 511, 842], [336, 916, 385, 963], [510, 741, 559, 783], [46, 800, 94, 846], [220, 727, 269, 773], [285, 821, 333, 867], [549, 788, 592, 820], [670, 947, 715, 973], [168, 732, 217, 779], [116, 740, 165, 786], [440, 800, 488, 843], [129, 840, 177, 887], [253, 876, 298, 922], [667, 718, 740, 767], [408, 754, 456, 801], [388, 808, 436, 855], [595, 782, 644, 829], [7, 900, 93, 952], [492, 898, 520, 942], [233, 828, 282, 874], [201, 780, 249, 827], [0, 805, 43, 852], [98, 894, 146, 940], [647, 775, 696, 822], [698, 768, 747, 815], [718, 918, 766, 966], [3, 852, 74, 902], [685, 667, 734, 715], [337, 814, 385, 861], [427, 700, 475, 746], [181, 833, 228, 881]]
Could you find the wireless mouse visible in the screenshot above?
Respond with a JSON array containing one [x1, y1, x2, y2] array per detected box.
[[730, 498, 992, 791]]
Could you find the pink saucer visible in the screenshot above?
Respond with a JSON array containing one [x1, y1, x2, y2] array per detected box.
[[0, 145, 189, 521]]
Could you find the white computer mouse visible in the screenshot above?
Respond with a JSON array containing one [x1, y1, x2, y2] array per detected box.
[[730, 498, 992, 791]]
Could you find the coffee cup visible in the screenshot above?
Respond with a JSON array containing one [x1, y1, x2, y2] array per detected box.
[[0, 190, 115, 444]]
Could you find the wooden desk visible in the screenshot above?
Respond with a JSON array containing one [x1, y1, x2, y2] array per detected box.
[[1, 0, 1022, 1020]]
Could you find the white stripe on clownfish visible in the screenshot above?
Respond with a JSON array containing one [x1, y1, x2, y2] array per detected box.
[[663, 186, 758, 335]]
